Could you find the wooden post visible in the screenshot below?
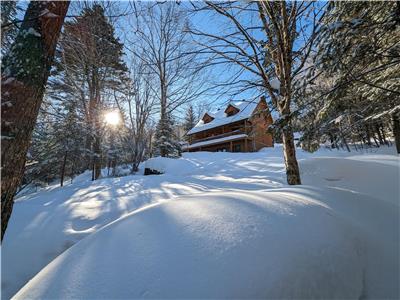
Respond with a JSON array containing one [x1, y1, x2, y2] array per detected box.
[[230, 141, 233, 152], [245, 139, 248, 152]]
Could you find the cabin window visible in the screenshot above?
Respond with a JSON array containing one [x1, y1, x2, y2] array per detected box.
[[233, 144, 241, 152]]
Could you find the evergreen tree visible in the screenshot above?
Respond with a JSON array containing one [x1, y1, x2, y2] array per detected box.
[[51, 3, 128, 178], [154, 112, 181, 158], [299, 1, 400, 153], [26, 100, 86, 188], [183, 105, 196, 141]]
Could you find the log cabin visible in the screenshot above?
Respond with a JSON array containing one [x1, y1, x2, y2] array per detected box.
[[183, 97, 274, 152]]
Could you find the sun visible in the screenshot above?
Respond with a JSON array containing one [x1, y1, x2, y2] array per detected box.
[[104, 111, 121, 126]]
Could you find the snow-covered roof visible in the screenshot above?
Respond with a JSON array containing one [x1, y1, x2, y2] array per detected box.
[[187, 100, 260, 135], [183, 134, 248, 150]]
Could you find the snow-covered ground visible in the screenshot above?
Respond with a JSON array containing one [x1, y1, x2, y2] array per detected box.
[[2, 145, 399, 299]]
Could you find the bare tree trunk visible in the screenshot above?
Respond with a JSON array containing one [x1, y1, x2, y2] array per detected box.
[[111, 158, 117, 177], [160, 84, 168, 158], [282, 128, 301, 185], [1, 1, 69, 241], [342, 137, 351, 152], [379, 122, 389, 146], [365, 125, 372, 146], [375, 124, 385, 145], [93, 135, 101, 179], [371, 126, 380, 147], [60, 151, 68, 187], [91, 160, 95, 181], [392, 113, 400, 154]]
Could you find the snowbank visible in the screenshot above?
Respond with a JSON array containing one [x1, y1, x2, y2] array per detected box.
[[14, 191, 365, 299]]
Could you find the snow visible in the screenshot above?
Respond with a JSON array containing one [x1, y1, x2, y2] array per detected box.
[[2, 77, 15, 85], [13, 192, 365, 299], [364, 105, 400, 121], [183, 133, 248, 150], [3, 145, 399, 299], [26, 28, 41, 38], [270, 77, 280, 90], [39, 9, 59, 18], [187, 100, 259, 135]]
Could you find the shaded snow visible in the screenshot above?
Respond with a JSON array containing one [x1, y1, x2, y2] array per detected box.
[[2, 145, 399, 299]]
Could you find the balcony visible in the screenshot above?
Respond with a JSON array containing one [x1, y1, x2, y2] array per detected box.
[[190, 128, 249, 145]]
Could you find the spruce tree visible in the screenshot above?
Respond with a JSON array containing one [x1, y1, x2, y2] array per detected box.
[[154, 112, 181, 158], [183, 105, 196, 141]]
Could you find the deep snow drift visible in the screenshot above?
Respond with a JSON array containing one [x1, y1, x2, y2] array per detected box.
[[2, 145, 399, 299]]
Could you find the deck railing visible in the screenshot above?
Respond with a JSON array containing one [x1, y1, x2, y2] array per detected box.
[[190, 129, 250, 144]]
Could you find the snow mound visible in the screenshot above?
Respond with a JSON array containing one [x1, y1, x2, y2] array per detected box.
[[14, 191, 364, 299]]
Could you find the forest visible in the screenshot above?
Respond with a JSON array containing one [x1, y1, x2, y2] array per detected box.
[[1, 1, 399, 299]]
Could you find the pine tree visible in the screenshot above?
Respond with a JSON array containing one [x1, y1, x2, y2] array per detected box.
[[184, 105, 196, 131], [183, 105, 196, 141], [26, 100, 86, 188], [154, 112, 181, 158], [52, 4, 128, 179]]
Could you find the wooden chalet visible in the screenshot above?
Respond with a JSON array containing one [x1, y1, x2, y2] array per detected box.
[[183, 97, 274, 152]]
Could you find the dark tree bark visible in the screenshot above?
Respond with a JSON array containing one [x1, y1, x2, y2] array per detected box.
[[282, 127, 301, 185], [365, 125, 372, 146], [1, 1, 70, 241], [392, 113, 400, 154], [60, 151, 68, 187], [92, 135, 102, 180], [375, 124, 385, 145]]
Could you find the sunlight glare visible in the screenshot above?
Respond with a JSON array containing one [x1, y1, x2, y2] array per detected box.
[[104, 111, 121, 126]]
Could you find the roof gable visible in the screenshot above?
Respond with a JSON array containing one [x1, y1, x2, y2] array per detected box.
[[187, 98, 264, 135], [224, 104, 240, 116], [202, 113, 214, 124]]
